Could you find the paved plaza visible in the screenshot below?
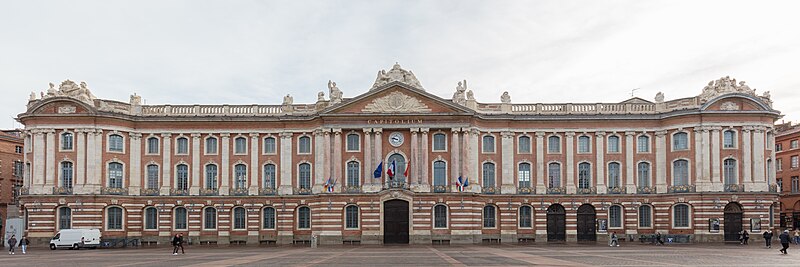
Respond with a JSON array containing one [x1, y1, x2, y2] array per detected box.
[[3, 243, 800, 266]]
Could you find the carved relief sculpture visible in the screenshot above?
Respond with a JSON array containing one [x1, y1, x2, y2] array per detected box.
[[698, 76, 760, 103], [371, 63, 424, 90], [719, 101, 740, 111], [501, 91, 511, 104], [362, 91, 432, 113], [328, 80, 343, 105]]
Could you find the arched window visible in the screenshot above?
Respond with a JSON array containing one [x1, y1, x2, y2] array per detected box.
[[176, 137, 189, 154], [433, 161, 447, 187], [609, 205, 622, 228], [147, 137, 159, 154], [519, 206, 533, 228], [637, 135, 650, 152], [262, 207, 276, 229], [263, 137, 276, 154], [724, 159, 737, 185], [432, 133, 447, 151], [204, 207, 217, 229], [607, 136, 620, 153], [672, 132, 688, 150], [482, 162, 496, 187], [483, 205, 497, 228], [518, 163, 531, 188], [673, 204, 690, 228], [108, 162, 123, 188], [144, 207, 158, 230], [298, 136, 311, 154], [205, 164, 218, 190], [298, 206, 311, 229], [638, 205, 652, 228], [608, 162, 621, 188], [205, 137, 218, 154], [60, 161, 74, 188], [433, 205, 447, 228], [234, 164, 247, 189], [578, 162, 591, 189], [146, 164, 159, 190], [518, 136, 531, 153], [346, 134, 360, 151], [108, 134, 124, 152], [723, 130, 736, 148], [578, 136, 590, 153], [347, 161, 360, 187], [176, 164, 188, 190], [263, 164, 276, 189], [482, 135, 495, 153], [548, 136, 561, 153], [234, 137, 247, 154], [673, 160, 689, 186], [174, 207, 187, 230], [58, 206, 71, 230], [638, 162, 650, 187], [233, 207, 246, 230], [298, 163, 311, 189], [61, 132, 73, 150], [548, 162, 561, 188], [107, 207, 123, 230], [345, 205, 359, 229]]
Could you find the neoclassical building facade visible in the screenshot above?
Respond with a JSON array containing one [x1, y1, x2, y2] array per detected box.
[[17, 65, 781, 245]]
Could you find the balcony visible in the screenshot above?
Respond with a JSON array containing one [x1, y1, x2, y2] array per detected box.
[[637, 186, 656, 194], [230, 187, 249, 196], [433, 185, 449, 193], [577, 187, 597, 194], [53, 186, 73, 195], [482, 186, 500, 195], [385, 180, 408, 190], [668, 184, 696, 193], [259, 187, 276, 196], [518, 187, 535, 195], [770, 184, 778, 193], [607, 186, 627, 194], [140, 188, 160, 196], [343, 186, 362, 194], [200, 188, 219, 196], [294, 187, 312, 195], [170, 189, 189, 196], [100, 187, 128, 195], [547, 187, 566, 194], [724, 184, 745, 193]]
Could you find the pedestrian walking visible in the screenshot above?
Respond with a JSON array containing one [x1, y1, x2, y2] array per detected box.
[[172, 233, 185, 255], [780, 230, 791, 254], [742, 230, 749, 245], [19, 236, 29, 254], [763, 230, 773, 248], [739, 230, 744, 244], [610, 232, 620, 247], [7, 235, 17, 255], [655, 232, 664, 246], [794, 229, 800, 245]]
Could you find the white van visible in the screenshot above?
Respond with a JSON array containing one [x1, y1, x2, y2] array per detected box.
[[50, 229, 101, 250]]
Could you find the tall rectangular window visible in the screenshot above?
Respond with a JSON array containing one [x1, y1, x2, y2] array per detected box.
[[345, 206, 359, 229], [637, 135, 649, 152], [519, 206, 532, 228], [299, 163, 311, 189], [482, 135, 495, 153], [723, 159, 737, 185], [176, 137, 189, 154], [578, 163, 591, 189], [639, 206, 652, 228], [144, 208, 158, 230], [607, 136, 620, 153], [578, 136, 590, 153], [109, 134, 124, 152], [434, 205, 447, 228], [518, 136, 531, 153], [234, 164, 247, 189], [206, 164, 218, 190], [108, 163, 123, 188], [61, 162, 73, 188], [792, 156, 799, 169], [777, 158, 783, 171], [792, 140, 799, 149], [174, 207, 187, 229], [673, 160, 689, 186], [482, 162, 496, 187], [548, 163, 561, 188], [673, 204, 689, 228], [638, 162, 650, 187], [723, 130, 736, 148], [792, 176, 799, 193], [518, 163, 531, 188], [147, 137, 159, 154], [346, 134, 360, 151], [146, 165, 159, 189], [204, 208, 217, 229], [176, 164, 188, 190], [673, 132, 688, 150], [264, 137, 276, 154], [608, 163, 620, 188], [298, 136, 311, 154], [433, 133, 446, 151], [483, 206, 496, 228], [263, 164, 276, 189], [609, 205, 622, 228], [433, 161, 446, 187], [205, 137, 218, 154], [548, 136, 560, 153], [347, 161, 360, 187], [263, 207, 276, 229], [234, 137, 247, 154], [61, 132, 73, 150]]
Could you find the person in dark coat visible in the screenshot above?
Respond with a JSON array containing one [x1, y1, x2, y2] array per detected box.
[[742, 230, 749, 245], [7, 235, 17, 255], [172, 233, 185, 255], [655, 232, 664, 246], [780, 230, 791, 254], [764, 230, 773, 248], [19, 236, 30, 254]]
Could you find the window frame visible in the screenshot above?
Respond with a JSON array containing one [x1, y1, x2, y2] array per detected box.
[[234, 163, 247, 189], [205, 136, 218, 155], [517, 135, 532, 154], [107, 161, 124, 189], [547, 162, 561, 188], [144, 207, 158, 231], [234, 136, 248, 155], [146, 164, 159, 190], [547, 135, 561, 154], [482, 161, 496, 187], [297, 206, 311, 229], [146, 136, 160, 155], [577, 135, 591, 154], [637, 135, 650, 153], [519, 205, 533, 228], [518, 162, 532, 188], [432, 132, 447, 152], [346, 133, 360, 152], [262, 206, 276, 230], [203, 207, 217, 230], [297, 135, 312, 154], [174, 207, 188, 230], [433, 204, 448, 229], [105, 206, 124, 231], [346, 160, 360, 187], [60, 131, 74, 151], [482, 205, 497, 228], [298, 162, 312, 190], [175, 163, 189, 191], [672, 159, 690, 186], [637, 161, 651, 187], [578, 162, 591, 189], [263, 163, 277, 190], [232, 207, 247, 230], [607, 135, 621, 153], [344, 205, 360, 229], [60, 161, 74, 189], [723, 129, 737, 149], [608, 205, 623, 229], [432, 160, 447, 187], [205, 164, 218, 190], [482, 134, 496, 154], [107, 133, 125, 153], [607, 162, 621, 188], [263, 136, 277, 155], [671, 131, 689, 151], [723, 158, 738, 185], [638, 205, 653, 228], [175, 136, 189, 155], [672, 204, 691, 228], [58, 206, 72, 230]]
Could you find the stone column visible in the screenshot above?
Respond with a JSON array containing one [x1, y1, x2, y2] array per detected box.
[[410, 128, 419, 185], [278, 132, 293, 195], [45, 129, 56, 190], [323, 130, 331, 183], [374, 129, 383, 185], [535, 131, 545, 193], [655, 130, 667, 193], [249, 133, 259, 195], [702, 127, 712, 185], [595, 132, 606, 194], [711, 127, 722, 190], [450, 128, 461, 188], [219, 132, 230, 195], [22, 131, 30, 189], [160, 133, 172, 195], [501, 131, 515, 194], [625, 131, 635, 193], [190, 133, 201, 195], [313, 129, 325, 193], [420, 128, 430, 189], [129, 132, 142, 195], [742, 127, 752, 186], [32, 130, 45, 194], [753, 127, 767, 191], [83, 129, 95, 194], [565, 131, 576, 194], [75, 129, 86, 193], [333, 129, 343, 191], [92, 130, 103, 193], [362, 129, 372, 185], [468, 128, 479, 192]]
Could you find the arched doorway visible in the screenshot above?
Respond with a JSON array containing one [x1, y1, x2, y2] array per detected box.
[[724, 202, 743, 242], [577, 204, 597, 242], [383, 199, 409, 244], [387, 153, 407, 185], [547, 204, 566, 242]]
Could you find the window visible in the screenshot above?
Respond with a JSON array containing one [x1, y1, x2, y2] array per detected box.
[[346, 134, 360, 151], [434, 205, 447, 228], [637, 135, 650, 152], [61, 132, 73, 150], [299, 163, 311, 189], [607, 136, 620, 153], [723, 159, 737, 185], [518, 136, 531, 153], [204, 207, 217, 229], [174, 207, 187, 230], [777, 158, 782, 171], [672, 132, 688, 150], [347, 161, 360, 187], [146, 164, 159, 189], [15, 146, 23, 153], [792, 176, 799, 193], [13, 161, 23, 178], [608, 162, 621, 188], [176, 137, 188, 154], [234, 137, 247, 154], [176, 164, 188, 190], [58, 207, 71, 229], [298, 136, 311, 154], [233, 207, 246, 230], [519, 206, 532, 228], [548, 136, 560, 153], [147, 137, 159, 154], [433, 133, 446, 151], [609, 205, 622, 228], [578, 136, 590, 153], [234, 164, 247, 189], [482, 162, 495, 187], [144, 207, 158, 230], [639, 205, 652, 228], [792, 156, 799, 169], [345, 205, 359, 229], [298, 206, 311, 229], [578, 162, 591, 189], [483, 205, 496, 228], [723, 130, 736, 148], [777, 178, 783, 192], [482, 135, 495, 153], [673, 160, 689, 186], [108, 162, 123, 188], [433, 161, 446, 187], [205, 164, 218, 190], [518, 163, 531, 188], [638, 162, 650, 187], [205, 137, 218, 154], [60, 161, 74, 188], [776, 143, 783, 151], [792, 140, 799, 149], [263, 137, 276, 154], [109, 134, 124, 152], [548, 162, 561, 188], [263, 164, 276, 189], [673, 204, 690, 228], [263, 207, 276, 229], [107, 207, 123, 230]]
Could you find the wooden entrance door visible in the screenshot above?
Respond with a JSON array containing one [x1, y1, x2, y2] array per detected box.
[[577, 204, 597, 242], [547, 204, 566, 242], [383, 200, 409, 244], [724, 202, 743, 242]]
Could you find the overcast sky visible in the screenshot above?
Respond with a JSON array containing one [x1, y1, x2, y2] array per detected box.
[[1, 0, 798, 129]]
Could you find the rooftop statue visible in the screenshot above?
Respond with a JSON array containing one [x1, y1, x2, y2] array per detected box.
[[328, 80, 343, 104], [698, 76, 760, 103], [452, 80, 467, 105], [40, 80, 97, 106], [501, 91, 511, 104], [282, 94, 293, 105], [371, 63, 424, 90]]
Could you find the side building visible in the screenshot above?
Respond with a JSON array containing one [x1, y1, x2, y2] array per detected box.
[[0, 129, 24, 242], [17, 65, 780, 245], [776, 122, 800, 230]]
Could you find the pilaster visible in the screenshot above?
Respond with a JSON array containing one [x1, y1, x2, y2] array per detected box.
[[742, 127, 753, 188], [625, 131, 636, 193], [711, 127, 722, 190], [595, 131, 606, 194], [450, 128, 461, 188], [501, 131, 516, 194], [333, 129, 343, 191], [565, 131, 576, 194], [278, 132, 293, 195], [32, 130, 45, 194], [655, 130, 667, 193], [190, 133, 201, 195], [535, 131, 545, 193], [160, 133, 172, 195], [220, 132, 230, 195], [701, 127, 712, 185], [45, 129, 55, 189], [420, 128, 430, 191], [249, 132, 260, 195], [752, 127, 767, 191], [129, 132, 142, 195], [75, 129, 86, 193], [313, 129, 325, 193]]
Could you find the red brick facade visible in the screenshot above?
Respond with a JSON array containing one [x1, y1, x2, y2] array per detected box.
[[776, 122, 800, 229]]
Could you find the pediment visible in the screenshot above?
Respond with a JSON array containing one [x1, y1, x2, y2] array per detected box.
[[28, 97, 96, 115], [322, 82, 473, 115]]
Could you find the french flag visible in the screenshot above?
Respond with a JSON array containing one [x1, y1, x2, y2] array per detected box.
[[386, 160, 397, 179], [456, 176, 468, 192]]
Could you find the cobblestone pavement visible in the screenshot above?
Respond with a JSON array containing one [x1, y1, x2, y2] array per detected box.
[[3, 243, 800, 266]]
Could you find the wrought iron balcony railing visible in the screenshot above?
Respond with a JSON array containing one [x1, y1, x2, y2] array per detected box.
[[53, 186, 73, 195], [637, 186, 656, 194], [668, 184, 696, 193]]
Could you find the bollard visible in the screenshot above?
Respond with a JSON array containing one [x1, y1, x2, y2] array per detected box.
[[311, 235, 318, 248]]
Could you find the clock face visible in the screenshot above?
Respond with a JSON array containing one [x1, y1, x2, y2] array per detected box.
[[389, 132, 404, 147]]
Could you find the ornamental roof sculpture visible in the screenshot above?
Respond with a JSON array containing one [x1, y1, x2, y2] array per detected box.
[[371, 63, 423, 90], [698, 76, 765, 103], [362, 91, 432, 113], [32, 80, 97, 107]]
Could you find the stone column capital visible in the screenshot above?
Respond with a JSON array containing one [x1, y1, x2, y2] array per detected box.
[[624, 131, 636, 136], [191, 133, 202, 138], [410, 128, 420, 133], [501, 131, 515, 138], [362, 128, 372, 134], [655, 130, 668, 137], [332, 128, 342, 134], [220, 132, 231, 138], [420, 128, 430, 134], [595, 131, 606, 137], [535, 131, 546, 138], [160, 133, 172, 138], [249, 132, 260, 138], [130, 132, 143, 140], [450, 128, 461, 133], [565, 131, 576, 137]]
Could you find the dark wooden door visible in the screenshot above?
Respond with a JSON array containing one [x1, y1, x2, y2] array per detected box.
[[547, 204, 566, 242], [577, 204, 597, 242], [724, 203, 743, 242], [384, 200, 409, 244]]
